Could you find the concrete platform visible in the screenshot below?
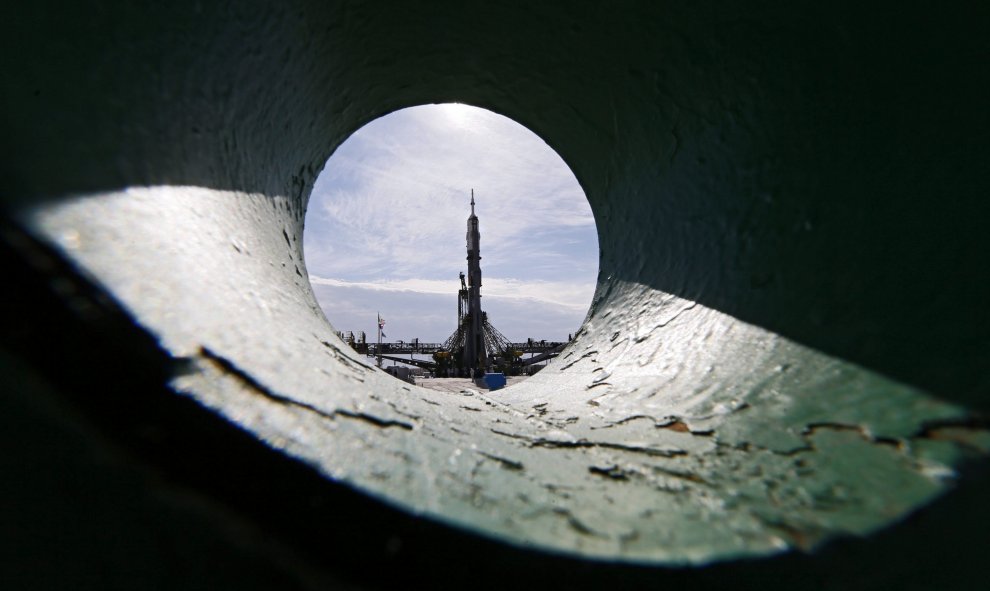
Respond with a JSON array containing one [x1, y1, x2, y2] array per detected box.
[[413, 375, 531, 394]]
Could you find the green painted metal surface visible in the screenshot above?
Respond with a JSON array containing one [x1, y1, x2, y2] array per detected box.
[[2, 0, 988, 580]]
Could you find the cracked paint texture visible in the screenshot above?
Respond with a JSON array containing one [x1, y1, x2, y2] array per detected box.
[[24, 188, 985, 564]]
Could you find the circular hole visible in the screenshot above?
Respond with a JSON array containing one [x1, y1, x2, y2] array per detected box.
[[303, 104, 598, 387]]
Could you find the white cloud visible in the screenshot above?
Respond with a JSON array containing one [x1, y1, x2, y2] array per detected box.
[[310, 280, 587, 344], [309, 274, 593, 313]]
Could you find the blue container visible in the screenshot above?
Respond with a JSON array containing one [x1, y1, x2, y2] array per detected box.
[[483, 372, 507, 391]]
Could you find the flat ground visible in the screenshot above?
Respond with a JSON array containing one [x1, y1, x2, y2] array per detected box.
[[413, 375, 531, 394]]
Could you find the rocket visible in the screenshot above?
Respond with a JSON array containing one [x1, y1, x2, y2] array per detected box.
[[463, 190, 485, 373]]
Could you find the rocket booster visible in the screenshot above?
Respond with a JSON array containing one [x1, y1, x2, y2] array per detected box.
[[466, 190, 481, 289], [464, 190, 485, 372]]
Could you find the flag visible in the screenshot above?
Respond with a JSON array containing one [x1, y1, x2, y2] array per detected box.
[[378, 314, 385, 330]]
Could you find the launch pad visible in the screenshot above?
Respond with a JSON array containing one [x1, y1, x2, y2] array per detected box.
[[339, 191, 569, 377]]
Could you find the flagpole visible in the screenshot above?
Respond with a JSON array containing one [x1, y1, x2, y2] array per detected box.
[[377, 312, 383, 369]]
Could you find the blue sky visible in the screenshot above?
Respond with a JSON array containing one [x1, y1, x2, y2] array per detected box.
[[303, 104, 598, 345]]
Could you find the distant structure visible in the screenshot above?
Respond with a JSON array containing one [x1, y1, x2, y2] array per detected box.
[[437, 191, 513, 376], [335, 330, 368, 354]]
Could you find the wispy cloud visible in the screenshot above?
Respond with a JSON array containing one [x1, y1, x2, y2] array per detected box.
[[303, 104, 598, 341], [310, 280, 587, 344], [309, 274, 593, 313]]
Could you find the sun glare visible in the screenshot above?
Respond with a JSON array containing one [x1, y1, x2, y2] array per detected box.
[[439, 103, 478, 130]]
